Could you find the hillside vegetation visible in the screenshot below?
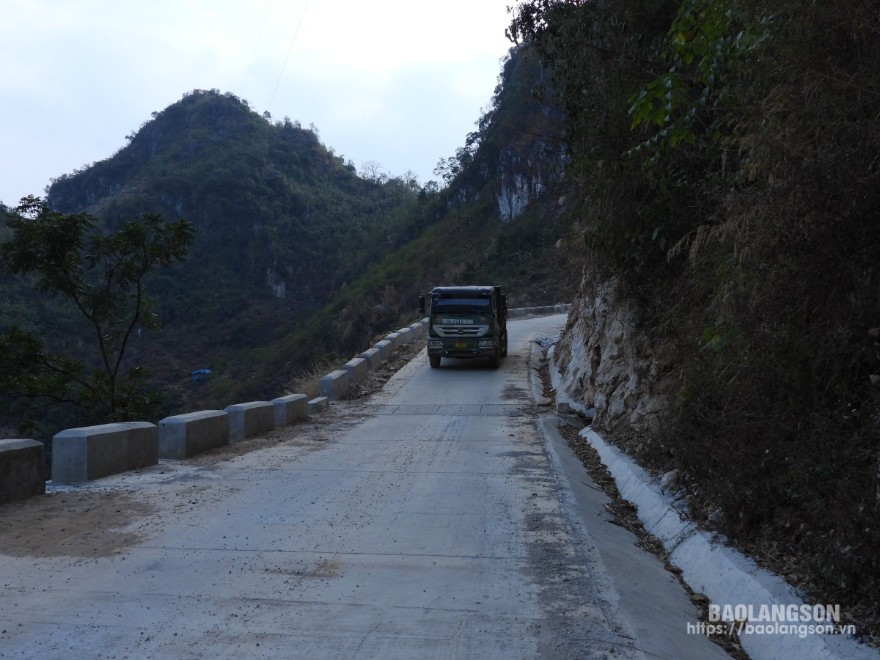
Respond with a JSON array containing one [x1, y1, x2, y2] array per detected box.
[[510, 0, 880, 638], [1, 49, 579, 433]]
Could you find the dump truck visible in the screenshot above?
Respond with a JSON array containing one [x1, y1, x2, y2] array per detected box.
[[418, 285, 508, 369]]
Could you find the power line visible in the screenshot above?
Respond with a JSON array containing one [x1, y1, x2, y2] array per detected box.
[[267, 0, 311, 113], [240, 0, 274, 99]]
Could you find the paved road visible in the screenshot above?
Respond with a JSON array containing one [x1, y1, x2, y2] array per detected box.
[[0, 315, 726, 659]]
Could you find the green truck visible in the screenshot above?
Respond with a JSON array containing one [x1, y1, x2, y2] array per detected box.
[[419, 285, 508, 369]]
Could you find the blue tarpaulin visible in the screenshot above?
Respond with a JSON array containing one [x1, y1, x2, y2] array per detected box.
[[191, 369, 212, 383]]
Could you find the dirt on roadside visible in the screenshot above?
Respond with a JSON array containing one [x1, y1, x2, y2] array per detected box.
[[0, 342, 426, 561], [0, 490, 155, 558]]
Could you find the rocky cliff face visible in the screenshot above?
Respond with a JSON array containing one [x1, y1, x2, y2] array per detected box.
[[552, 268, 672, 434], [495, 143, 563, 222]]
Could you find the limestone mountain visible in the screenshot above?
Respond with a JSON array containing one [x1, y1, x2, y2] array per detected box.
[[47, 88, 425, 318], [3, 46, 578, 425]]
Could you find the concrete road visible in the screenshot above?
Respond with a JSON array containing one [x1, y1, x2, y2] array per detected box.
[[0, 315, 727, 659]]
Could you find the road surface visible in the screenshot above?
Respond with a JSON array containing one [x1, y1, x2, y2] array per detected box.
[[0, 315, 726, 658]]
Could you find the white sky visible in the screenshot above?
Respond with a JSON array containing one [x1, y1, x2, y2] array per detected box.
[[0, 0, 516, 205]]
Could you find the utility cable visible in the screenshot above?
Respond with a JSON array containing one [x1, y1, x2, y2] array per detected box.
[[267, 0, 311, 113], [240, 0, 274, 100]]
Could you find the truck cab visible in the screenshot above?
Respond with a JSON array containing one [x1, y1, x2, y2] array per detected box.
[[418, 285, 508, 369]]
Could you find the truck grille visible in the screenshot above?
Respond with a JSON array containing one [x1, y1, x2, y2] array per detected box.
[[433, 325, 489, 338]]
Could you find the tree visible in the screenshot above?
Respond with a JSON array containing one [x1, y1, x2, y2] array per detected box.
[[0, 197, 195, 430]]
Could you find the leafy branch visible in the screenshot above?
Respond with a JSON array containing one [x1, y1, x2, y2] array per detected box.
[[627, 0, 771, 158], [0, 197, 194, 427]]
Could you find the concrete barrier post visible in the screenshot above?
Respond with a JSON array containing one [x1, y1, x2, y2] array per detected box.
[[159, 410, 229, 459], [341, 357, 369, 384], [409, 321, 426, 339], [373, 339, 393, 362], [319, 370, 352, 400], [308, 397, 329, 414], [272, 394, 309, 426], [357, 347, 383, 370], [0, 439, 46, 504], [52, 422, 158, 484], [225, 402, 275, 441], [383, 332, 402, 349]]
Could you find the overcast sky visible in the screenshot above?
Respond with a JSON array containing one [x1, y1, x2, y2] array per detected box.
[[0, 0, 516, 206]]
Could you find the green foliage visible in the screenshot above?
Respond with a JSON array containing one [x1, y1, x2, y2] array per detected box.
[[0, 198, 193, 430], [15, 68, 574, 416], [1, 68, 576, 432], [512, 0, 880, 630], [48, 90, 426, 311], [7, 90, 434, 417], [627, 0, 768, 145], [510, 0, 683, 277]]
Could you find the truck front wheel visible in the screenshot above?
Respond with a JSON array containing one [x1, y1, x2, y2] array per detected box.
[[429, 355, 441, 369]]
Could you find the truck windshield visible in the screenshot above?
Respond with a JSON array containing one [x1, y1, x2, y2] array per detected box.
[[433, 297, 491, 314]]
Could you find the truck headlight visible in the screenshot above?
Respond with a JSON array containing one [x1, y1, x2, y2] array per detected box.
[[428, 339, 443, 349], [478, 339, 496, 349]]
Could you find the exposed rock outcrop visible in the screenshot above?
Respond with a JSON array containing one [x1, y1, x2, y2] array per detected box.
[[553, 268, 672, 433]]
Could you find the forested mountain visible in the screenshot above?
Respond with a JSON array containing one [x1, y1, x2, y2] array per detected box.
[[47, 89, 426, 317], [2, 89, 426, 423], [1, 47, 579, 429]]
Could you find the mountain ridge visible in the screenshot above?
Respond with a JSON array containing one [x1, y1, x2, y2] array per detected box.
[[3, 45, 578, 428]]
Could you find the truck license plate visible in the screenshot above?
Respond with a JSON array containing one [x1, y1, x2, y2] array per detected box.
[[455, 342, 467, 349]]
